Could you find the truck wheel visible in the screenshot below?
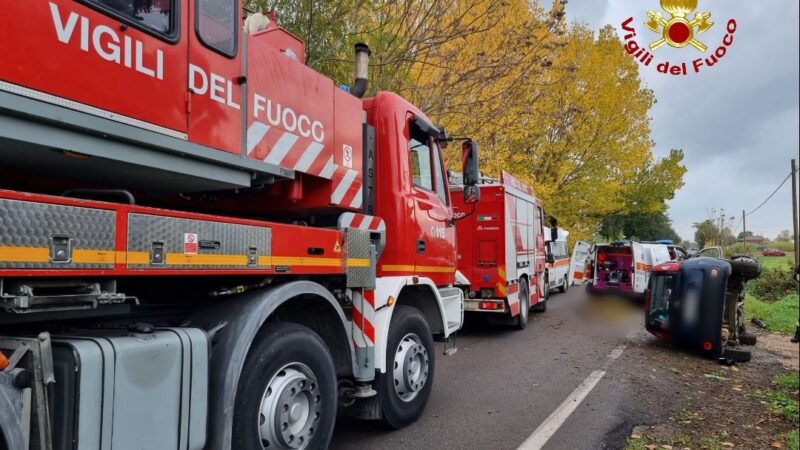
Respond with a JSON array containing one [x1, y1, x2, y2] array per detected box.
[[515, 281, 530, 330], [559, 275, 568, 293], [378, 306, 435, 429], [232, 323, 337, 450]]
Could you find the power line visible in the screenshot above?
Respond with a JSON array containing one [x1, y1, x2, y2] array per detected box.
[[745, 169, 798, 217]]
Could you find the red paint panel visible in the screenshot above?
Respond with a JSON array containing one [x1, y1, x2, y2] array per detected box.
[[1, 0, 187, 132]]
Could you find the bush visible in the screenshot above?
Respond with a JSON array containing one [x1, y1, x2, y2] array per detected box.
[[770, 241, 797, 252], [747, 265, 799, 303]]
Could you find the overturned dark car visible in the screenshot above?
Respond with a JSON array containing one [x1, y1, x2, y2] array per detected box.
[[644, 255, 761, 362]]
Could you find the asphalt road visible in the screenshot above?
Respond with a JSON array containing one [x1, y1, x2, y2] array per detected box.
[[330, 287, 659, 450]]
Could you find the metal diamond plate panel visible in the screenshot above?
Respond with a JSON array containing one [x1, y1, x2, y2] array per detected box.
[[0, 199, 115, 269], [346, 228, 375, 288], [127, 214, 270, 270]]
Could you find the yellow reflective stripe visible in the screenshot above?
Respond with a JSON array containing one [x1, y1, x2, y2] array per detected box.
[[0, 246, 50, 263], [0, 246, 351, 270], [270, 256, 341, 267], [128, 253, 340, 267], [72, 249, 115, 264], [346, 258, 371, 267], [115, 251, 127, 264], [382, 264, 416, 272], [166, 253, 248, 266], [381, 264, 455, 273], [417, 265, 456, 273], [0, 246, 114, 264], [126, 251, 150, 265]]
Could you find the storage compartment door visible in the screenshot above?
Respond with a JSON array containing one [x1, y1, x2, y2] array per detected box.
[[633, 242, 649, 293], [570, 241, 590, 285]]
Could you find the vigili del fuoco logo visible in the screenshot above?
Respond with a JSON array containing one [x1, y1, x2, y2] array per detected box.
[[621, 0, 737, 76]]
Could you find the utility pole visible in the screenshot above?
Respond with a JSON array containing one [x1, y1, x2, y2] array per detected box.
[[742, 209, 747, 255], [719, 208, 725, 248], [792, 159, 798, 269], [791, 159, 799, 343]]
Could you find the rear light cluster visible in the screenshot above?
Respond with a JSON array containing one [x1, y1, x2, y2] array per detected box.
[[478, 301, 505, 311]]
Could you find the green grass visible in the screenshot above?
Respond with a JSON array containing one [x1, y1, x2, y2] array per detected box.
[[745, 293, 800, 335], [624, 435, 728, 450], [789, 429, 799, 450], [757, 253, 796, 270], [768, 372, 800, 425]]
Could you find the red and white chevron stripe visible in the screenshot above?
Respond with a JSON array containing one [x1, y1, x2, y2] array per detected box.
[[351, 289, 375, 348], [246, 120, 336, 180], [247, 120, 363, 210], [338, 213, 386, 231]]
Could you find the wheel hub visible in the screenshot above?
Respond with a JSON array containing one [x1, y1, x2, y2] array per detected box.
[[258, 364, 321, 449], [392, 333, 429, 402]]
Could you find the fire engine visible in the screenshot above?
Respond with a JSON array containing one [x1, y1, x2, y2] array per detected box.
[[0, 2, 481, 449], [544, 227, 571, 294], [451, 172, 547, 328]]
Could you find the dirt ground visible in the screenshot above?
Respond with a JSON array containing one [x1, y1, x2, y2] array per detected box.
[[622, 329, 800, 450]]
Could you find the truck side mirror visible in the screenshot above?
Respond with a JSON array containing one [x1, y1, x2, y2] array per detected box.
[[461, 140, 479, 186], [550, 227, 558, 242], [462, 184, 480, 205]]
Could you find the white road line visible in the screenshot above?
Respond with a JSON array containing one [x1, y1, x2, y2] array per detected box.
[[516, 370, 606, 450], [608, 345, 626, 360]]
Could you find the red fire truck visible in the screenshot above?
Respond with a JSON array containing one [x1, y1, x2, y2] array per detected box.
[[452, 172, 547, 329], [0, 3, 481, 449]]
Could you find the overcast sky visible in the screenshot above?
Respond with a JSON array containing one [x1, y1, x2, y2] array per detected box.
[[551, 0, 799, 243]]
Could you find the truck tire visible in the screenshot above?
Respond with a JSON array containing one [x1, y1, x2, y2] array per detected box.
[[378, 306, 435, 429], [515, 281, 530, 330], [232, 322, 337, 450], [559, 275, 568, 293]]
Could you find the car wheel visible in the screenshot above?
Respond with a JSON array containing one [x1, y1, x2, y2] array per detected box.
[[738, 333, 757, 346], [729, 256, 761, 280], [378, 306, 435, 429], [515, 280, 530, 330], [533, 280, 547, 313], [723, 348, 752, 363], [559, 275, 568, 293], [232, 323, 337, 450]]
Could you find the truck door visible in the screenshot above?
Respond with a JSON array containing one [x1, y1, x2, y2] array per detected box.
[[632, 242, 650, 293], [570, 241, 591, 285], [187, 0, 243, 153], [408, 118, 455, 285]]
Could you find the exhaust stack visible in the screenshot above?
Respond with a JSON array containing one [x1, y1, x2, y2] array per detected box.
[[350, 43, 371, 98]]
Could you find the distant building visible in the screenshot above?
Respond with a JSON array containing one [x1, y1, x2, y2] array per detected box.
[[739, 235, 769, 244]]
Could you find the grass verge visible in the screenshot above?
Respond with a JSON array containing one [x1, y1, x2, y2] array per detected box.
[[745, 293, 799, 335]]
